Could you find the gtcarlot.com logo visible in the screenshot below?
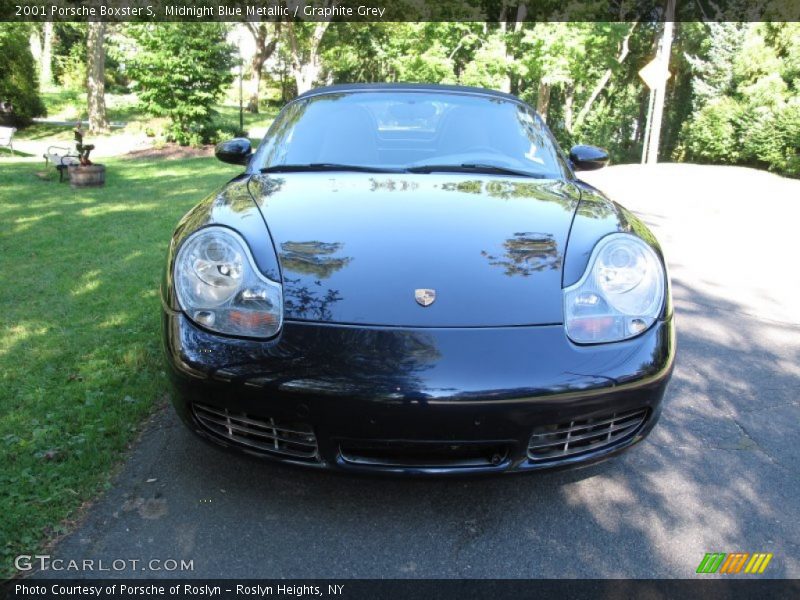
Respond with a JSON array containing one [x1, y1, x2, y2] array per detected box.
[[696, 552, 773, 574], [15, 555, 194, 572]]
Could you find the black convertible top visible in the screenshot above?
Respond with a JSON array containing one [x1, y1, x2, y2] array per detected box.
[[295, 83, 524, 103]]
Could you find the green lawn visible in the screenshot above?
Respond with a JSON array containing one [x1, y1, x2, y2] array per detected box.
[[214, 103, 278, 133], [0, 156, 239, 578], [17, 88, 279, 142], [36, 89, 143, 124]]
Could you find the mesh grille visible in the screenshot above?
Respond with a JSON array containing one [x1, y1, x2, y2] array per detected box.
[[527, 408, 647, 462], [192, 403, 319, 461]]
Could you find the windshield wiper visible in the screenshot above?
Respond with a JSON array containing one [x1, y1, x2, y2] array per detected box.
[[260, 163, 403, 174], [259, 162, 548, 178], [406, 163, 547, 178]]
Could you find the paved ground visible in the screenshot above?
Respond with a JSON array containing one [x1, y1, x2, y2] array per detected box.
[[12, 134, 154, 162], [36, 164, 800, 579]]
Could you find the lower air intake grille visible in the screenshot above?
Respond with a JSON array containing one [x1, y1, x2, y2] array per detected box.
[[527, 408, 648, 462], [192, 403, 319, 462], [339, 440, 510, 469]]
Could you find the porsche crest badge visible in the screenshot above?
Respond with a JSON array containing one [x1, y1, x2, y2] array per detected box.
[[415, 289, 436, 307]]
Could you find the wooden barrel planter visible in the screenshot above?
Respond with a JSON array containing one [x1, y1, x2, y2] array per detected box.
[[68, 164, 106, 188]]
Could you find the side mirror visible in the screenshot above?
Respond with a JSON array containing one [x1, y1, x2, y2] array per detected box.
[[569, 145, 609, 171], [215, 138, 252, 166]]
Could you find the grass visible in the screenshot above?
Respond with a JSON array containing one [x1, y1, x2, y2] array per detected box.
[[13, 123, 77, 144], [0, 148, 34, 158], [36, 89, 142, 125], [0, 155, 240, 578], [39, 88, 85, 120], [214, 103, 278, 133], [16, 87, 280, 143], [40, 88, 144, 124]]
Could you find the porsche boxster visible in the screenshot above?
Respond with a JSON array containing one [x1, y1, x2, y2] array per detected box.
[[161, 83, 675, 474]]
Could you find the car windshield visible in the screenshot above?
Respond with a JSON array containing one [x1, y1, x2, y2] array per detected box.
[[252, 91, 569, 178]]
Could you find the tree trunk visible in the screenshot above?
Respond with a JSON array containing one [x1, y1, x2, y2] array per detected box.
[[513, 4, 527, 33], [573, 22, 637, 132], [536, 81, 551, 122], [248, 65, 263, 113], [87, 22, 109, 134], [29, 28, 42, 80], [509, 5, 527, 95], [246, 24, 278, 113], [294, 61, 321, 95], [635, 89, 648, 145], [497, 3, 527, 94], [497, 19, 511, 94], [41, 22, 53, 88], [564, 83, 575, 134], [286, 17, 332, 96]]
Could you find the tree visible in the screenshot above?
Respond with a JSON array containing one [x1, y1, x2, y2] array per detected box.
[[320, 22, 484, 86], [0, 24, 46, 125], [394, 39, 455, 83], [51, 23, 87, 91], [29, 22, 54, 89], [128, 23, 234, 144], [572, 22, 637, 133], [678, 22, 800, 176], [41, 22, 53, 88], [460, 33, 512, 91], [244, 22, 279, 113], [284, 1, 341, 95], [86, 22, 109, 133], [285, 19, 332, 95], [319, 22, 394, 82], [310, 20, 799, 176], [683, 23, 744, 105]]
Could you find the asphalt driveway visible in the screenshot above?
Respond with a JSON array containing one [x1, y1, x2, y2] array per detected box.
[[34, 164, 800, 579]]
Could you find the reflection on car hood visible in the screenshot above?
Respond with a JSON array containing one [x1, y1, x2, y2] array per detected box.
[[247, 173, 581, 327]]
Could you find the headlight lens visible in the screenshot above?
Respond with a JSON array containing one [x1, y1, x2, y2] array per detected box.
[[174, 227, 282, 338], [564, 233, 664, 344]]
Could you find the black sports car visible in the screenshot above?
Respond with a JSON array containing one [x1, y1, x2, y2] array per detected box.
[[162, 83, 674, 475]]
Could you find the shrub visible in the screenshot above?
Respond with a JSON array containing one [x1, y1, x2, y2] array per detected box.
[[204, 123, 244, 145], [740, 103, 800, 176], [681, 97, 743, 164], [773, 104, 800, 176], [0, 24, 46, 125]]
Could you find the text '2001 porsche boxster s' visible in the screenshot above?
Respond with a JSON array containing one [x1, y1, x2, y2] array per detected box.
[[161, 84, 675, 475]]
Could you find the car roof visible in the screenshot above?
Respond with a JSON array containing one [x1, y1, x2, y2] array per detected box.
[[295, 83, 526, 104]]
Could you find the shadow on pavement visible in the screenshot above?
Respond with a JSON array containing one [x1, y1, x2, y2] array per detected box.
[[36, 278, 799, 579], [30, 165, 800, 579]]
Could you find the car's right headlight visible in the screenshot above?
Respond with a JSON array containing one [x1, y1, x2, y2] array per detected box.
[[174, 226, 282, 338], [564, 233, 665, 344]]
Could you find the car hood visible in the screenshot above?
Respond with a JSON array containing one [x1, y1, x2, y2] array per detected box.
[[247, 173, 581, 327]]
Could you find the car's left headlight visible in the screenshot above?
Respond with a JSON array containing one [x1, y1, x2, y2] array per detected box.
[[174, 226, 282, 338], [564, 233, 665, 344]]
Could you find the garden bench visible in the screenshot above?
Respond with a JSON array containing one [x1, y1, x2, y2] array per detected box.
[[44, 145, 80, 182], [0, 126, 15, 152]]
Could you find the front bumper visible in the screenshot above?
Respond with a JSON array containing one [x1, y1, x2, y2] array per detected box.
[[163, 309, 675, 475]]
